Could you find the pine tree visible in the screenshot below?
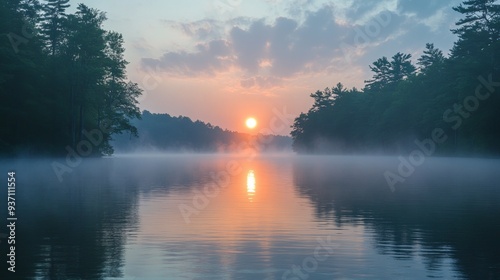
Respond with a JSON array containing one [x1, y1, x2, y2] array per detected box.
[[100, 31, 141, 155], [452, 0, 500, 72], [417, 43, 445, 72], [453, 0, 500, 37], [41, 0, 70, 56], [365, 53, 416, 91], [390, 53, 416, 82]]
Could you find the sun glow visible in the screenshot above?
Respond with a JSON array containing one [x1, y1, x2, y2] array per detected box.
[[246, 117, 257, 129]]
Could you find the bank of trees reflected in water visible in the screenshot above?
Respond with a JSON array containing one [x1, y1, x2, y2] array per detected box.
[[1, 156, 499, 279], [293, 156, 500, 279]]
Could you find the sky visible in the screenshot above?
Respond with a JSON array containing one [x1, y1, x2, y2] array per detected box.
[[70, 0, 464, 135]]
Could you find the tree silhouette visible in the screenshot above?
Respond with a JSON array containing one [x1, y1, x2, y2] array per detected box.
[[417, 43, 445, 72], [291, 1, 500, 155], [0, 1, 141, 156], [41, 0, 70, 56], [365, 52, 416, 91]]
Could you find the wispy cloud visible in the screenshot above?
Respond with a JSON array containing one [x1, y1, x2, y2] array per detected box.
[[141, 1, 461, 89]]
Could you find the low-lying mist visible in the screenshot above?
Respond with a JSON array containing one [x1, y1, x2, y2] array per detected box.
[[1, 154, 499, 280], [1, 154, 499, 191], [111, 110, 293, 154]]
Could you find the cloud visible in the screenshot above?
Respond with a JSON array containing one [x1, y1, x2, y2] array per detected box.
[[396, 0, 462, 34], [143, 7, 348, 82], [141, 39, 232, 76], [240, 76, 283, 88], [230, 20, 271, 74], [131, 37, 155, 54], [285, 0, 317, 18], [177, 19, 223, 40], [141, 2, 462, 89], [397, 0, 459, 17]]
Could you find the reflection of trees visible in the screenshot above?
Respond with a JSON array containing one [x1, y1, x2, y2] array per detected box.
[[0, 160, 138, 279], [0, 157, 209, 279], [293, 157, 500, 279]]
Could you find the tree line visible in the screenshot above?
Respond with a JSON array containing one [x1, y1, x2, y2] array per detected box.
[[0, 0, 141, 156], [291, 0, 500, 156], [112, 110, 292, 153]]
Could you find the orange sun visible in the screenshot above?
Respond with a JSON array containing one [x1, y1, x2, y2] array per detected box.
[[246, 117, 257, 129]]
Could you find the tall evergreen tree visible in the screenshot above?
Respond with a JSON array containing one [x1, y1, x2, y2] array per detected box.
[[0, 0, 49, 154], [390, 52, 416, 82], [1, 1, 142, 156], [62, 4, 106, 149], [417, 43, 445, 72], [41, 0, 69, 56], [450, 0, 500, 154], [365, 53, 416, 91], [364, 56, 392, 91], [453, 0, 500, 36], [452, 0, 500, 73]]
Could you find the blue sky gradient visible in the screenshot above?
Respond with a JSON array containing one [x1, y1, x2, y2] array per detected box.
[[71, 0, 463, 133]]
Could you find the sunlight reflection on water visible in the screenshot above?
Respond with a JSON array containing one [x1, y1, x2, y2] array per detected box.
[[247, 170, 256, 202], [1, 155, 499, 279]]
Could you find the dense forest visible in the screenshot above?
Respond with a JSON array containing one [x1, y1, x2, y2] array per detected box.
[[0, 0, 141, 156], [291, 0, 500, 156], [112, 110, 292, 153], [3, 0, 500, 157], [0, 0, 290, 156]]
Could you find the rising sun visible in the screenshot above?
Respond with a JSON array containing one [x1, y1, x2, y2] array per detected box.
[[246, 117, 257, 129]]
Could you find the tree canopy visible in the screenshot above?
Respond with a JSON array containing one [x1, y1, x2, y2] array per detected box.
[[0, 0, 141, 156], [291, 0, 500, 156]]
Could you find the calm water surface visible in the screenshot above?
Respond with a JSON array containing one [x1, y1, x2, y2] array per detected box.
[[0, 155, 499, 279]]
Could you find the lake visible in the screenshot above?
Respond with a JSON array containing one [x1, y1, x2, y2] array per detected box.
[[1, 155, 499, 279]]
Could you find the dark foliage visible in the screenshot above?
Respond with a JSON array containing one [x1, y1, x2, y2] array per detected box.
[[291, 0, 500, 156], [0, 1, 141, 156]]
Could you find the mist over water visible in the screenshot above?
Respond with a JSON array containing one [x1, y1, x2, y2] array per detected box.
[[0, 154, 499, 279]]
